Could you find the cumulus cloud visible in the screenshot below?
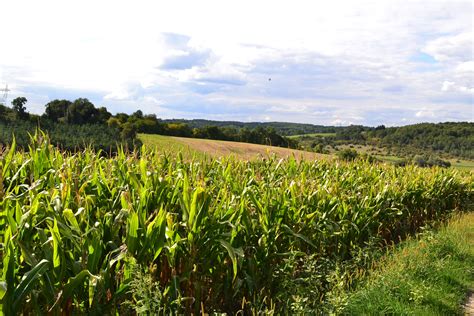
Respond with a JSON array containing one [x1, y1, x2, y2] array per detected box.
[[0, 0, 472, 125], [441, 81, 456, 92], [458, 86, 474, 94], [456, 61, 474, 73], [159, 33, 211, 70], [423, 32, 473, 62], [415, 108, 435, 118], [441, 80, 474, 95]]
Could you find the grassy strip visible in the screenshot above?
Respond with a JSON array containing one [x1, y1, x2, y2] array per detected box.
[[344, 212, 474, 315]]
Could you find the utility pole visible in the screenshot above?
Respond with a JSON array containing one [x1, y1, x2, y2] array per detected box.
[[0, 84, 9, 105]]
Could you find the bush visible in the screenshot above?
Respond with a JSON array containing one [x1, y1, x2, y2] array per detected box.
[[337, 149, 358, 161]]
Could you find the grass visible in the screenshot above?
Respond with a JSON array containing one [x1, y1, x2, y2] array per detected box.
[[287, 132, 336, 139], [450, 159, 474, 171], [138, 133, 207, 159], [344, 211, 474, 315], [139, 133, 329, 161], [375, 154, 405, 163]]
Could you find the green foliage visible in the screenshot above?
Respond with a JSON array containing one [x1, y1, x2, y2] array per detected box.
[[0, 132, 472, 314], [311, 142, 326, 153], [42, 98, 111, 125], [120, 122, 138, 141], [164, 122, 193, 137], [6, 94, 473, 159], [396, 155, 452, 168], [0, 120, 139, 152], [373, 122, 474, 159], [124, 265, 182, 314], [345, 213, 474, 315], [66, 98, 110, 124], [335, 125, 369, 142], [44, 99, 72, 122], [296, 122, 474, 160], [337, 148, 359, 161], [162, 119, 342, 136], [129, 117, 298, 149], [11, 97, 29, 120]]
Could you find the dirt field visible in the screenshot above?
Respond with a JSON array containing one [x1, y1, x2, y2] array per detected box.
[[139, 134, 330, 161]]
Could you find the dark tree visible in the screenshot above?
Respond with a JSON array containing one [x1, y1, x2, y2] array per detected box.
[[67, 98, 98, 124], [96, 107, 112, 124], [337, 149, 359, 161], [131, 110, 144, 120], [0, 104, 6, 118], [115, 113, 129, 124], [120, 122, 137, 140], [44, 99, 72, 122], [11, 97, 29, 120]]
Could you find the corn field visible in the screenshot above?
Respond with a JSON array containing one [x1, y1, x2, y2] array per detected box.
[[0, 133, 472, 314]]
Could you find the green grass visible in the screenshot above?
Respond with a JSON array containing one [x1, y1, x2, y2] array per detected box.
[[375, 154, 405, 163], [450, 159, 474, 171], [344, 211, 474, 315], [287, 132, 336, 139], [138, 133, 207, 159]]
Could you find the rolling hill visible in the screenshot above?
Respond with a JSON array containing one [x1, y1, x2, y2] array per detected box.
[[138, 133, 329, 161]]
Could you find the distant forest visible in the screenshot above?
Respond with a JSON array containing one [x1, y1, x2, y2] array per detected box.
[[1, 97, 472, 159], [162, 119, 342, 135], [303, 123, 473, 159]]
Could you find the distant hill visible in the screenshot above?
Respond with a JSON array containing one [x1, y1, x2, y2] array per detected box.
[[373, 122, 474, 159], [161, 119, 343, 136], [296, 122, 474, 160]]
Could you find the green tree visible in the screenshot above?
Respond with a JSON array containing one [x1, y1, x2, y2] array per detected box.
[[67, 98, 98, 124], [44, 99, 72, 122], [120, 122, 137, 140], [131, 110, 144, 120], [0, 104, 6, 118], [107, 117, 121, 129], [337, 149, 358, 161], [115, 113, 129, 124], [97, 107, 112, 124], [11, 97, 29, 120]]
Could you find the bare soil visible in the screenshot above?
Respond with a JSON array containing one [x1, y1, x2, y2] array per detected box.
[[171, 136, 330, 161], [465, 292, 474, 315]]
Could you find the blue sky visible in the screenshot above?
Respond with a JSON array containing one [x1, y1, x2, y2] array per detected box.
[[0, 0, 472, 126]]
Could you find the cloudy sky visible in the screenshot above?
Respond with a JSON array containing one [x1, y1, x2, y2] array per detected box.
[[0, 0, 472, 126]]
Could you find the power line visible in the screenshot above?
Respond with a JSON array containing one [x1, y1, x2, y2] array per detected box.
[[0, 84, 9, 104]]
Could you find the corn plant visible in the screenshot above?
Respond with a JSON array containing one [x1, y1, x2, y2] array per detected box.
[[0, 132, 472, 314]]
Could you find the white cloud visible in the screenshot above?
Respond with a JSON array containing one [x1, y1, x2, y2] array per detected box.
[[441, 81, 474, 94], [456, 61, 474, 73], [415, 108, 435, 118], [423, 32, 473, 62], [0, 0, 472, 125], [458, 86, 474, 94], [441, 81, 456, 92]]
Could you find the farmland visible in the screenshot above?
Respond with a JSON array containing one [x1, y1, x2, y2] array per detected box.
[[140, 134, 474, 172], [139, 133, 329, 161], [1, 133, 472, 314]]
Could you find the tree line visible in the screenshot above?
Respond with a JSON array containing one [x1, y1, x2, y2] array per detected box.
[[2, 96, 472, 159], [0, 97, 298, 150], [0, 98, 138, 152], [306, 123, 474, 159]]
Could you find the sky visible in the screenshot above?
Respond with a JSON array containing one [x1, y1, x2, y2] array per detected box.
[[0, 0, 472, 126]]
